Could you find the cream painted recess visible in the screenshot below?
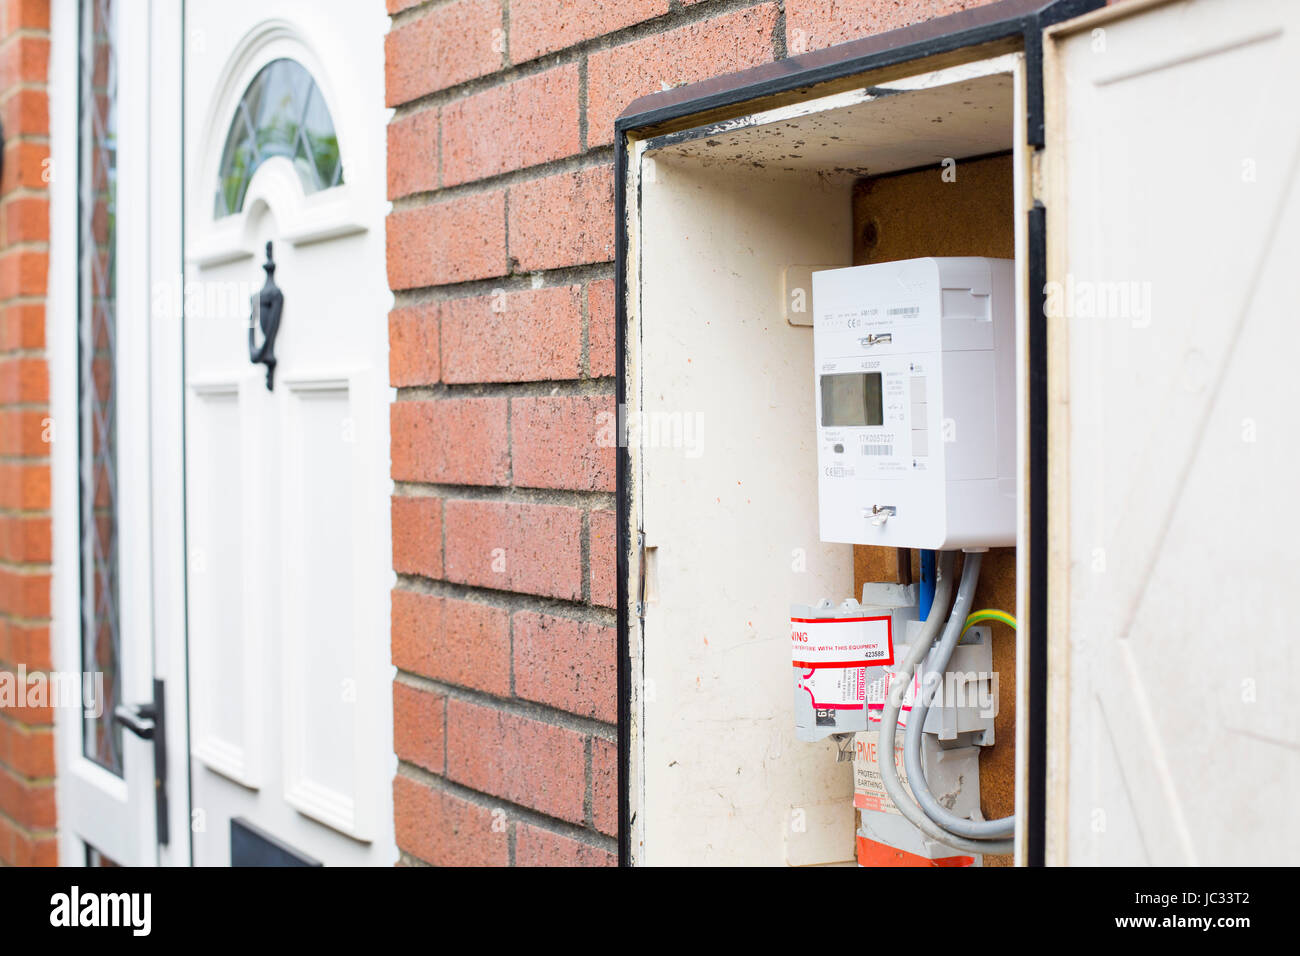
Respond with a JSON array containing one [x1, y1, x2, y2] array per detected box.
[[626, 54, 1027, 865]]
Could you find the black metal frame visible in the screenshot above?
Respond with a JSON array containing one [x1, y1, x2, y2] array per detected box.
[[612, 0, 1103, 867]]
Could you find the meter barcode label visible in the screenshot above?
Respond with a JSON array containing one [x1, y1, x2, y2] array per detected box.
[[790, 615, 894, 668], [861, 445, 892, 456], [887, 306, 919, 317]]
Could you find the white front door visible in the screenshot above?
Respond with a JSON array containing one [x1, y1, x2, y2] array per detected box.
[[182, 0, 395, 866]]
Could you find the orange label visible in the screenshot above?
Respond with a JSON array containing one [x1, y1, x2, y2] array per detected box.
[[856, 835, 974, 868]]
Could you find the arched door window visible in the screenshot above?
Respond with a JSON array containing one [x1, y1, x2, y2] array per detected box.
[[214, 57, 342, 217]]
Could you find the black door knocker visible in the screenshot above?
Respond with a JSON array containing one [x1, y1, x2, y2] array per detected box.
[[249, 241, 284, 390]]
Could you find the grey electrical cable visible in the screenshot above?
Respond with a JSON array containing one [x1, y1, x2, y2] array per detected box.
[[905, 551, 1016, 840], [875, 551, 1014, 856]]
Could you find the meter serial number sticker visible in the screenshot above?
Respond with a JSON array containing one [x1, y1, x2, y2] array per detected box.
[[789, 616, 894, 668]]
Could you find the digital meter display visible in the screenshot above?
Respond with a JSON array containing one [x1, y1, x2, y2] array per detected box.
[[820, 372, 883, 427]]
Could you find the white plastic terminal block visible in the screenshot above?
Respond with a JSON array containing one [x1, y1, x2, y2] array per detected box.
[[908, 620, 996, 745], [813, 257, 1016, 549]]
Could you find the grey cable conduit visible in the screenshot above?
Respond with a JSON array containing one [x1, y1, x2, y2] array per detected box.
[[875, 551, 1015, 856], [904, 551, 1016, 840]]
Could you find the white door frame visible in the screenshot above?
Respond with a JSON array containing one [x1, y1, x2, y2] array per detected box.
[[50, 0, 190, 866], [149, 0, 192, 868]]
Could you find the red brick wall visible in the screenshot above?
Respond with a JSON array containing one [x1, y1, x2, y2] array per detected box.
[[383, 0, 996, 866], [0, 0, 53, 867]]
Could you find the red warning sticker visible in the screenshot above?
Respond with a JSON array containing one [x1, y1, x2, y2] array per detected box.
[[790, 616, 894, 669]]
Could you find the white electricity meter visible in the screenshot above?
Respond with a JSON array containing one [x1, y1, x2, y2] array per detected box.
[[812, 257, 1015, 549]]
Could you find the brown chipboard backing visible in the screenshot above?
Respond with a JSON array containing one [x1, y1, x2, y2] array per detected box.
[[850, 153, 1016, 865]]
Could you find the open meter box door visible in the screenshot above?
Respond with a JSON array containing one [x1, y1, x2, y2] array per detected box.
[[615, 0, 1300, 866]]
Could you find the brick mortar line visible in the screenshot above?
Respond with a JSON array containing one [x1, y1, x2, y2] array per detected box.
[[0, 721, 55, 736], [0, 718, 55, 735], [0, 758, 55, 788], [393, 670, 616, 741], [395, 377, 614, 400], [388, 0, 773, 116], [394, 575, 616, 625], [0, 710, 53, 732], [506, 810, 517, 864], [582, 736, 593, 830], [0, 559, 51, 573], [0, 805, 56, 841], [501, 0, 513, 70], [0, 190, 52, 204], [391, 479, 615, 509], [0, 239, 51, 252], [580, 275, 593, 377], [0, 138, 52, 151], [390, 260, 614, 307], [396, 760, 618, 850], [577, 50, 588, 152], [0, 771, 55, 795], [0, 348, 52, 359], [389, 144, 614, 210], [0, 81, 48, 100], [507, 599, 516, 697], [387, 0, 460, 31], [0, 612, 51, 627], [773, 0, 788, 59], [394, 572, 616, 627], [0, 28, 51, 48], [579, 510, 591, 605]]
